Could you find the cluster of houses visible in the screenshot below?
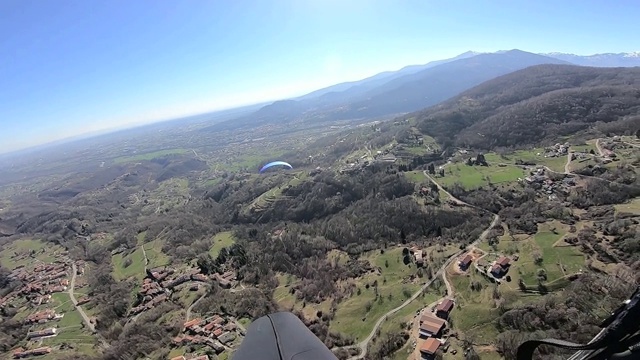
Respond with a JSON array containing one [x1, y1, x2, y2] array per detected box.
[[129, 267, 238, 316], [12, 347, 52, 359], [599, 138, 623, 164], [520, 167, 576, 198], [24, 309, 63, 324], [459, 251, 513, 281], [0, 256, 73, 311], [172, 314, 244, 356], [418, 299, 455, 359], [544, 143, 570, 158]]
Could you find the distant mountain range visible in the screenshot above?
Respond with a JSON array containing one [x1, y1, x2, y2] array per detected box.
[[206, 49, 570, 132], [541, 52, 640, 67]]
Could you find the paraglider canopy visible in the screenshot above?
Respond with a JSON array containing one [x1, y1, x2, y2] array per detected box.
[[259, 161, 293, 173]]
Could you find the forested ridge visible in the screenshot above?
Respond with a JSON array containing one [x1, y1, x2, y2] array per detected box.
[[410, 65, 640, 149]]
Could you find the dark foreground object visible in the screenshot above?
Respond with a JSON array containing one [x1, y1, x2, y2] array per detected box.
[[233, 312, 338, 360]]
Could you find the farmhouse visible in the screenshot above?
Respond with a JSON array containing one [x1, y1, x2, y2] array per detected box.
[[419, 338, 442, 359], [435, 299, 454, 319], [13, 347, 52, 359], [459, 254, 473, 271], [491, 256, 511, 278], [419, 315, 445, 338]]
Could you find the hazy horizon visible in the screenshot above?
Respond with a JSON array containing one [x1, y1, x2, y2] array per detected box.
[[2, 0, 639, 153]]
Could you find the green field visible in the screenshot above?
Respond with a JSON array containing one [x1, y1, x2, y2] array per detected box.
[[113, 148, 189, 164], [531, 224, 584, 282], [38, 293, 96, 349], [449, 270, 501, 344], [571, 143, 597, 153], [485, 148, 567, 173], [112, 247, 146, 281], [209, 231, 236, 258], [438, 163, 527, 190], [569, 157, 598, 172], [144, 240, 171, 268], [0, 239, 64, 270], [404, 170, 426, 184], [329, 247, 422, 341], [483, 222, 584, 288]]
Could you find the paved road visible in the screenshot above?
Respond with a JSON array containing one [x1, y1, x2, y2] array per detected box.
[[69, 263, 111, 350], [69, 263, 95, 333]]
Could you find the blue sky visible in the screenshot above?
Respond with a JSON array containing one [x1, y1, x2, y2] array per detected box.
[[1, 0, 638, 153]]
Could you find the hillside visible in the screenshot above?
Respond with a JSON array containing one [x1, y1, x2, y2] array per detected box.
[[205, 50, 567, 132], [410, 64, 640, 149]]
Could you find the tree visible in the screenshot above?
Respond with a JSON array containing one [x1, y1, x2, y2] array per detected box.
[[518, 279, 527, 291], [402, 288, 412, 299], [465, 347, 480, 360], [537, 268, 547, 281], [197, 254, 218, 275], [385, 259, 389, 268], [533, 251, 543, 265]]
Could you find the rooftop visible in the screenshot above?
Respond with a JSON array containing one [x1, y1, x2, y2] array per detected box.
[[436, 299, 454, 313], [420, 315, 445, 334], [420, 338, 441, 355]]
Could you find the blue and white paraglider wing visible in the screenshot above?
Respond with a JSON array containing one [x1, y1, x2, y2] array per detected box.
[[259, 161, 293, 173]]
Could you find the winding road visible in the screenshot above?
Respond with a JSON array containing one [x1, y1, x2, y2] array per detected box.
[[339, 171, 500, 359]]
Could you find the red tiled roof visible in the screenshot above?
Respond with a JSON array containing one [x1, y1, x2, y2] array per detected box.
[[420, 338, 441, 355], [491, 264, 504, 274], [419, 315, 445, 334], [436, 299, 454, 313], [460, 254, 473, 266], [497, 256, 511, 267], [183, 318, 202, 329]]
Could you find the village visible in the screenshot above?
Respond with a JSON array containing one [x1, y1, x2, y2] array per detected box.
[[0, 242, 246, 360], [0, 249, 90, 359], [128, 266, 237, 316]]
